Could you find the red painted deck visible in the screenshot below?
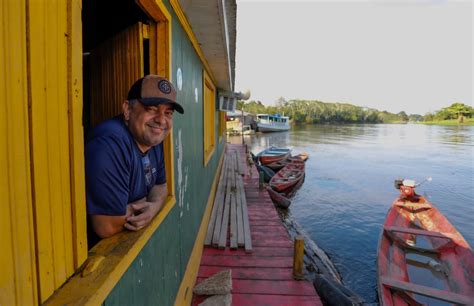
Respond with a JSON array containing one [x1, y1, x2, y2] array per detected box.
[[192, 144, 323, 305]]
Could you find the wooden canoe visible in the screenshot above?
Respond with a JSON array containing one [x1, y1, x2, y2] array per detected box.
[[283, 172, 305, 198], [265, 159, 288, 171], [314, 274, 365, 306], [269, 161, 305, 192], [377, 194, 474, 306], [265, 186, 291, 209], [266, 172, 306, 209], [265, 152, 309, 171], [257, 147, 291, 165], [255, 163, 275, 183], [294, 151, 309, 162], [266, 154, 308, 171]]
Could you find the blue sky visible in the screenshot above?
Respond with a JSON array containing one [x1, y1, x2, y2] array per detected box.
[[235, 0, 472, 115]]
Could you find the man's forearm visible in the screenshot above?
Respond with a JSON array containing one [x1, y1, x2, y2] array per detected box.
[[91, 196, 146, 238], [91, 214, 129, 238], [124, 184, 168, 231], [147, 183, 168, 213]]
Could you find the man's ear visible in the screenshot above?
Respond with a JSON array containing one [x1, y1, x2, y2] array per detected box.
[[123, 100, 130, 121]]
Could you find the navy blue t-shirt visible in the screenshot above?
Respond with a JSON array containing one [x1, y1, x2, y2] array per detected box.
[[85, 115, 166, 246]]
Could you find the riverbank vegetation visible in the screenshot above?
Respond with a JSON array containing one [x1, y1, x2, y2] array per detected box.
[[421, 103, 474, 125], [237, 99, 473, 125], [421, 118, 474, 126]]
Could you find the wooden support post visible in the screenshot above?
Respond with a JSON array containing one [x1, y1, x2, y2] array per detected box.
[[293, 235, 305, 280], [259, 171, 264, 190]]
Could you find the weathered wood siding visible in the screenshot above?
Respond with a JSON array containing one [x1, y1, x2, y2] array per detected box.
[[89, 22, 144, 126], [103, 1, 226, 304], [0, 1, 37, 304], [1, 0, 87, 304]]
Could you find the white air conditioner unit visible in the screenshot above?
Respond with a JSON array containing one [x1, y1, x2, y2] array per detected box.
[[219, 96, 237, 112]]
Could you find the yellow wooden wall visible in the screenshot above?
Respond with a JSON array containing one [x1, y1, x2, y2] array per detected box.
[[0, 0, 87, 304], [0, 1, 38, 304]]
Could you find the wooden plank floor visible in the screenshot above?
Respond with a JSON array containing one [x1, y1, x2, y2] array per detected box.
[[192, 144, 323, 306]]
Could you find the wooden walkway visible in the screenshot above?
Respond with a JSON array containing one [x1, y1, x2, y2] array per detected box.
[[192, 144, 322, 305]]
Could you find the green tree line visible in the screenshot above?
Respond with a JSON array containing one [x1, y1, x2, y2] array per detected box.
[[237, 99, 472, 124], [423, 103, 473, 122]]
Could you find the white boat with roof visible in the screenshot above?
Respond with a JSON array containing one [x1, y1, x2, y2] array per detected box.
[[256, 113, 290, 132]]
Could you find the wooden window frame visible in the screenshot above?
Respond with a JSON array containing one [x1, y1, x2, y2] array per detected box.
[[203, 70, 216, 166], [44, 1, 175, 304]]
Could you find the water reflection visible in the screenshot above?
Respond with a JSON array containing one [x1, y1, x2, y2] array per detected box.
[[243, 124, 474, 303], [435, 125, 473, 147]]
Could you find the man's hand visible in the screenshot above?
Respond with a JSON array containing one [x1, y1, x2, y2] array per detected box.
[[124, 201, 160, 231], [124, 184, 168, 231]]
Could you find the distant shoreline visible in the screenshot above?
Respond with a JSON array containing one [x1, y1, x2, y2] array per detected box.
[[290, 118, 474, 126], [417, 118, 474, 126], [287, 119, 474, 126]]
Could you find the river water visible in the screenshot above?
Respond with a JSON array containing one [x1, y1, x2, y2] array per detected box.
[[236, 124, 473, 303]]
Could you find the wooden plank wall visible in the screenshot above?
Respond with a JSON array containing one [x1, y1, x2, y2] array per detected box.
[[29, 1, 74, 300], [90, 22, 144, 127], [1, 0, 87, 304], [0, 1, 37, 305]]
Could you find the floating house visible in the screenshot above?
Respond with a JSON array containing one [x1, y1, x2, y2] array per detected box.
[[2, 0, 238, 305], [225, 110, 254, 133]]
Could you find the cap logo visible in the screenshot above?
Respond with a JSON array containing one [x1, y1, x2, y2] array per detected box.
[[158, 80, 172, 94]]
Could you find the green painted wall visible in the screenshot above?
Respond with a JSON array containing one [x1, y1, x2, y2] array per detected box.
[[103, 1, 226, 304]]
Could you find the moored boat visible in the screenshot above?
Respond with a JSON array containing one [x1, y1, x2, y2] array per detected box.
[[377, 179, 474, 306], [294, 151, 309, 162], [269, 160, 305, 192], [255, 163, 275, 183], [265, 159, 288, 171], [266, 152, 310, 171], [314, 274, 365, 306], [257, 146, 291, 165], [283, 172, 305, 198], [265, 186, 291, 209], [256, 113, 290, 132], [265, 172, 305, 209]]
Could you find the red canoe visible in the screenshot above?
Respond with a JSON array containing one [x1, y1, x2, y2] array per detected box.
[[257, 147, 291, 165], [269, 161, 305, 192], [377, 181, 474, 306], [265, 159, 288, 171], [266, 152, 310, 171], [283, 172, 305, 198]]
